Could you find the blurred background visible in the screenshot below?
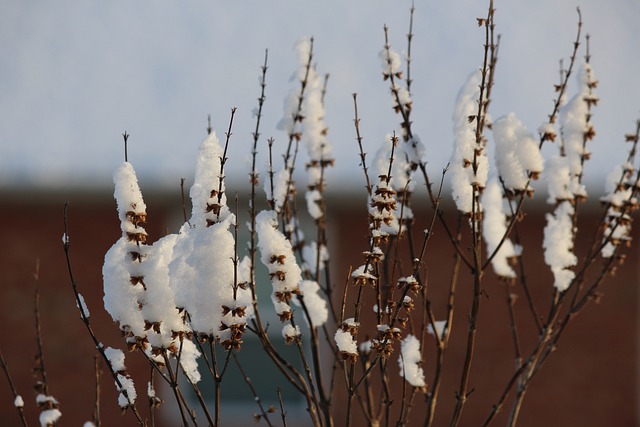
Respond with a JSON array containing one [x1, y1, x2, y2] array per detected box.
[[1, 0, 638, 425]]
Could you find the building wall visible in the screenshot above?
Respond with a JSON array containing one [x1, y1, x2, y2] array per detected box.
[[0, 190, 636, 426]]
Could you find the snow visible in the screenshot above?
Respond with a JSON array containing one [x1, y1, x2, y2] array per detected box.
[[298, 280, 328, 327], [398, 334, 426, 388], [334, 329, 358, 355], [39, 409, 62, 427], [543, 201, 577, 291], [113, 162, 147, 219], [103, 160, 150, 345], [189, 131, 230, 227], [256, 210, 302, 319], [492, 113, 544, 192], [482, 179, 522, 278], [450, 70, 488, 214], [140, 233, 185, 350], [178, 339, 201, 384], [36, 394, 59, 406], [302, 241, 329, 274], [553, 61, 599, 200], [600, 162, 636, 258], [104, 346, 126, 372], [379, 46, 402, 77], [102, 238, 148, 344], [75, 292, 90, 318], [264, 168, 290, 213], [116, 373, 137, 408], [147, 382, 156, 399], [282, 324, 301, 342], [305, 189, 323, 220], [545, 156, 573, 203], [13, 395, 23, 408], [427, 321, 447, 339]]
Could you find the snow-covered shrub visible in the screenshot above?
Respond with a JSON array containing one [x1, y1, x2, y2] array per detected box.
[[3, 3, 639, 427]]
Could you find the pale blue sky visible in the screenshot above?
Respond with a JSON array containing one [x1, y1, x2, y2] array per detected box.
[[1, 1, 639, 192]]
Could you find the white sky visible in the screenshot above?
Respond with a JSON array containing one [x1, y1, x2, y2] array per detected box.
[[1, 1, 639, 193]]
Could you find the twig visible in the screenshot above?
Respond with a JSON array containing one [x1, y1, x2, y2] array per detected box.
[[277, 387, 288, 427], [0, 350, 29, 427], [62, 203, 146, 426], [232, 352, 275, 427]]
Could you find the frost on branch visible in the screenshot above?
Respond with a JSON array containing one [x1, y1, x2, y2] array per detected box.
[[256, 210, 302, 322], [482, 179, 522, 278], [398, 334, 426, 390], [450, 70, 488, 214], [492, 113, 544, 194]]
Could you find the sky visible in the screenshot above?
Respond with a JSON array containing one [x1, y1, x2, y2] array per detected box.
[[1, 0, 639, 194]]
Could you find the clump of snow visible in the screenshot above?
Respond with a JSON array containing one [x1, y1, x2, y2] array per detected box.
[[427, 320, 448, 340], [102, 346, 137, 408], [600, 163, 637, 258], [147, 382, 156, 399], [492, 113, 544, 192], [104, 346, 126, 372], [305, 189, 323, 220], [450, 70, 488, 214], [398, 334, 426, 389], [102, 237, 148, 344], [370, 177, 400, 233], [256, 210, 302, 320], [302, 241, 329, 274], [335, 329, 358, 356], [103, 161, 150, 347], [379, 46, 402, 78], [189, 131, 230, 227], [264, 168, 290, 213], [14, 395, 24, 408], [298, 280, 328, 327], [482, 179, 522, 278], [359, 340, 373, 355], [113, 162, 147, 235], [282, 324, 301, 344], [163, 133, 251, 348], [116, 374, 137, 409], [39, 409, 62, 427], [140, 233, 185, 350], [76, 292, 90, 318], [551, 61, 599, 202], [543, 201, 577, 292], [545, 156, 573, 203], [178, 339, 201, 384]]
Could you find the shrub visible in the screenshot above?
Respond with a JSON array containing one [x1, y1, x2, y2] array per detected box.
[[3, 1, 639, 426]]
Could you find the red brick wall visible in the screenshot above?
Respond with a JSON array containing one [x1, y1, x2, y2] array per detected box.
[[0, 190, 636, 426]]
